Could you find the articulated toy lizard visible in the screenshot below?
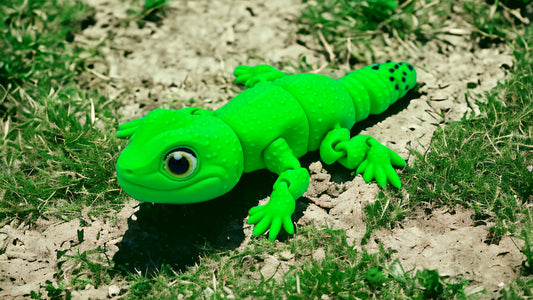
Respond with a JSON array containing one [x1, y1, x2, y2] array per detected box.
[[116, 62, 417, 241]]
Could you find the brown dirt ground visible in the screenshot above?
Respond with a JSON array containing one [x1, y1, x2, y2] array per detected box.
[[0, 0, 523, 298]]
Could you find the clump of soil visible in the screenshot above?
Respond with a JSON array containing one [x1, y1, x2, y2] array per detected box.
[[368, 207, 523, 294], [0, 203, 136, 298], [0, 0, 521, 298]]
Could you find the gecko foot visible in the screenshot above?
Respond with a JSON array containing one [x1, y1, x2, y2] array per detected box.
[[320, 129, 406, 188], [354, 138, 406, 188], [247, 181, 295, 241]]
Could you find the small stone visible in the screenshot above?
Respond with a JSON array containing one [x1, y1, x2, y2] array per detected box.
[[260, 256, 281, 279], [0, 232, 8, 252], [108, 285, 120, 297], [279, 250, 294, 261], [223, 286, 235, 299], [312, 248, 326, 262], [308, 161, 323, 174], [203, 287, 215, 298], [71, 291, 89, 300]]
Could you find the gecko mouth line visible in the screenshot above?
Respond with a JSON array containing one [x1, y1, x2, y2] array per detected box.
[[118, 174, 222, 192]]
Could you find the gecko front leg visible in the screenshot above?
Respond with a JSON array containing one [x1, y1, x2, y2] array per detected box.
[[233, 65, 287, 88], [247, 138, 310, 241]]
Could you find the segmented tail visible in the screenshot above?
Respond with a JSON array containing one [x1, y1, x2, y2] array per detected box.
[[338, 61, 417, 122]]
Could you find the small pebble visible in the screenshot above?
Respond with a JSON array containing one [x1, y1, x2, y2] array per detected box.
[[108, 285, 120, 297], [203, 287, 215, 298]]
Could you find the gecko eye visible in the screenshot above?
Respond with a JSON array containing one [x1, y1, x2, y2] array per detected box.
[[164, 148, 198, 179]]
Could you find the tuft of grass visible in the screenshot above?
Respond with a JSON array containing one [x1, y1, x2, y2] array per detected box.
[[300, 0, 399, 32], [361, 191, 408, 244], [0, 1, 126, 223], [34, 242, 117, 299], [517, 228, 533, 276], [499, 277, 533, 298], [143, 0, 171, 10], [125, 0, 171, 28]]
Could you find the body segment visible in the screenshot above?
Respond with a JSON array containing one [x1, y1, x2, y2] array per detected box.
[[214, 83, 309, 172], [272, 74, 356, 151]]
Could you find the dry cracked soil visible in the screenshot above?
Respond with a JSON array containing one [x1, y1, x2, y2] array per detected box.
[[0, 0, 524, 298]]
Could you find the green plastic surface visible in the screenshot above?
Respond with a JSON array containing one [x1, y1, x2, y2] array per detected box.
[[116, 62, 417, 241]]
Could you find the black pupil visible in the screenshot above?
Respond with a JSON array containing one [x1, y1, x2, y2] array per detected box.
[[168, 153, 189, 174]]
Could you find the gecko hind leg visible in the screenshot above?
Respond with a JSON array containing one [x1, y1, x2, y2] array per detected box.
[[233, 65, 287, 88], [319, 127, 406, 188]]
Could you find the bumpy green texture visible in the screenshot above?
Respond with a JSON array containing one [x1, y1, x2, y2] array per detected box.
[[116, 62, 417, 241]]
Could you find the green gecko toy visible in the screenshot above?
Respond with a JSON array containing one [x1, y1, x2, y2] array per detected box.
[[116, 61, 417, 241]]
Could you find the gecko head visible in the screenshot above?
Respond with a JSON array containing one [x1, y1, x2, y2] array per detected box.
[[116, 108, 244, 204]]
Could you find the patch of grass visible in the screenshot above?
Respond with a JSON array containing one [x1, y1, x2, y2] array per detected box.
[[57, 247, 113, 289], [368, 26, 531, 210], [500, 277, 533, 298], [300, 0, 399, 33], [0, 1, 126, 222], [463, 0, 531, 48], [31, 226, 119, 298], [298, 0, 454, 64], [401, 31, 532, 236], [366, 20, 533, 297], [517, 228, 533, 275], [0, 0, 91, 87], [35, 244, 117, 299], [5, 0, 531, 298], [111, 227, 469, 299], [361, 191, 408, 243]]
